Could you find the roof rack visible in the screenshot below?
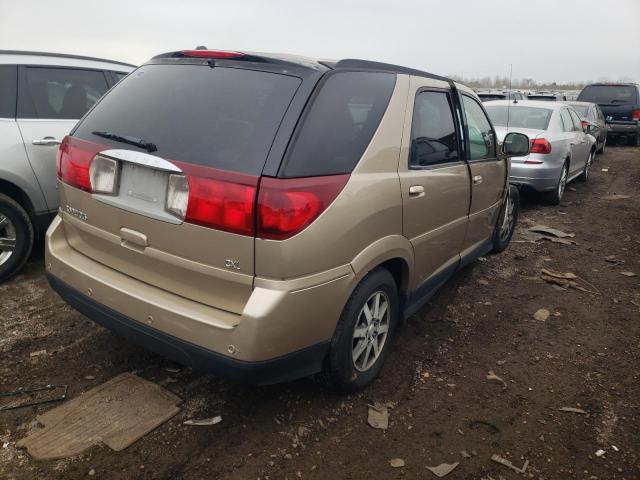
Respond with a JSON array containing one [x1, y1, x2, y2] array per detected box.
[[334, 59, 452, 83], [0, 50, 136, 68]]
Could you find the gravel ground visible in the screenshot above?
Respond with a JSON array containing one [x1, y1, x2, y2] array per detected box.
[[1, 145, 639, 480]]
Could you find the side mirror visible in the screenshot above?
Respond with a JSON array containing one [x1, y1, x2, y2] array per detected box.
[[502, 132, 530, 157]]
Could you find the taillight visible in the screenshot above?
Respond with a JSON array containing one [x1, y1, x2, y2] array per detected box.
[[257, 175, 350, 240], [632, 109, 640, 121], [530, 138, 552, 154], [180, 49, 244, 59], [173, 162, 258, 236], [581, 120, 589, 129], [57, 136, 103, 192]]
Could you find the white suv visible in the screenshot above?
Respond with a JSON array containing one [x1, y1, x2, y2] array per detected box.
[[0, 50, 134, 281]]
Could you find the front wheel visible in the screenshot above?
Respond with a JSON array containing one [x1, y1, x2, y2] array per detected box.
[[0, 193, 34, 283], [318, 268, 400, 392], [578, 150, 594, 182], [491, 185, 519, 253]]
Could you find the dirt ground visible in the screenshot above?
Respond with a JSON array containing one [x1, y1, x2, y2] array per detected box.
[[1, 145, 639, 480]]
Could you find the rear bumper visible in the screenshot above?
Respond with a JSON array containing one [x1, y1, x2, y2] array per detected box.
[[607, 122, 639, 136], [509, 161, 562, 192], [46, 273, 328, 385], [45, 215, 355, 384]]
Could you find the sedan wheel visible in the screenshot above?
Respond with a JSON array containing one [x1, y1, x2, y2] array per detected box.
[[558, 164, 568, 199], [0, 214, 17, 268], [579, 151, 593, 182]]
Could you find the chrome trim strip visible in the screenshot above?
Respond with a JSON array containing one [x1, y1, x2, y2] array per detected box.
[[98, 149, 182, 173]]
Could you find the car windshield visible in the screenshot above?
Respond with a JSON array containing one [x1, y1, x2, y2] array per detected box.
[[578, 85, 638, 105], [485, 105, 553, 130], [73, 64, 302, 175]]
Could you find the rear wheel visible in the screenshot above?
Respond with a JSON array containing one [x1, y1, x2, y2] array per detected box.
[[578, 150, 594, 182], [0, 193, 34, 283], [491, 185, 519, 253], [598, 137, 606, 154], [318, 268, 399, 392], [542, 161, 568, 205]]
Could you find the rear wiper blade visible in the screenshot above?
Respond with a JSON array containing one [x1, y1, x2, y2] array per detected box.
[[92, 131, 157, 153]]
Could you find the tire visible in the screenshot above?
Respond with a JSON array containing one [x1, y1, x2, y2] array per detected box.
[[542, 161, 568, 205], [628, 134, 640, 147], [598, 137, 606, 154], [318, 268, 400, 392], [578, 149, 594, 182], [0, 193, 34, 283], [491, 185, 519, 253]]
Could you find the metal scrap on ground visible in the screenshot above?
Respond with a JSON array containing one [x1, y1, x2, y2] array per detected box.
[[491, 454, 530, 474], [560, 407, 587, 414], [540, 269, 600, 295], [486, 371, 507, 390], [16, 373, 181, 460], [183, 416, 222, 426]]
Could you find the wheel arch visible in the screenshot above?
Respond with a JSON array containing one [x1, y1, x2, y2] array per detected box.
[[0, 178, 36, 220]]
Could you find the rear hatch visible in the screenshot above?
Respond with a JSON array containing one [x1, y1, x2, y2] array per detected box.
[[58, 57, 308, 314], [578, 85, 639, 122]]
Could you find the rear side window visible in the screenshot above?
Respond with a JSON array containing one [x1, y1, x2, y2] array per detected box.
[[280, 71, 395, 177], [0, 65, 17, 118], [560, 109, 574, 132], [19, 67, 109, 119], [578, 85, 638, 105], [569, 109, 583, 132], [74, 65, 302, 175], [410, 91, 459, 167]]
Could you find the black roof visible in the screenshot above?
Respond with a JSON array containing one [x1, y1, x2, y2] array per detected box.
[[0, 50, 136, 68]]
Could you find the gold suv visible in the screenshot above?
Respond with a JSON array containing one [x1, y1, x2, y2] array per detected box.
[[46, 51, 529, 391]]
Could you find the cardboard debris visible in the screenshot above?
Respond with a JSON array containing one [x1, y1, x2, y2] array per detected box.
[[560, 407, 587, 414], [17, 373, 181, 460], [426, 462, 459, 477], [491, 454, 529, 474], [368, 402, 393, 430], [529, 225, 575, 238]]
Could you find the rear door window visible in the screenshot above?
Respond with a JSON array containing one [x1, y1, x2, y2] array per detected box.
[[19, 67, 109, 119], [280, 71, 395, 177], [409, 90, 459, 167], [462, 95, 496, 160], [74, 64, 302, 176], [560, 109, 574, 132], [569, 109, 583, 132]]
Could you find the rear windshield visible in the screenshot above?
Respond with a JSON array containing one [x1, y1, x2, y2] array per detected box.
[[485, 105, 552, 130], [578, 85, 638, 105], [280, 71, 396, 177], [478, 94, 506, 102], [73, 64, 302, 175], [527, 96, 556, 101], [570, 104, 589, 116]]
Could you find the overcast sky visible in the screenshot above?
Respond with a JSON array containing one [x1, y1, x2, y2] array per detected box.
[[1, 0, 638, 84]]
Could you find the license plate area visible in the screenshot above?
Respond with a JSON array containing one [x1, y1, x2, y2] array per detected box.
[[93, 163, 181, 224]]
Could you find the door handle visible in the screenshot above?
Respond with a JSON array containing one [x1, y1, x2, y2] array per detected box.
[[32, 137, 61, 146], [473, 175, 483, 185], [408, 185, 425, 197]]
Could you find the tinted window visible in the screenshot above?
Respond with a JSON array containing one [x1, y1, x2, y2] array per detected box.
[[569, 109, 583, 131], [560, 109, 574, 132], [485, 105, 552, 130], [75, 64, 301, 175], [463, 96, 496, 160], [0, 65, 17, 118], [20, 67, 109, 119], [478, 94, 505, 102], [281, 71, 395, 177], [527, 95, 556, 101], [578, 85, 638, 104], [409, 91, 459, 167]]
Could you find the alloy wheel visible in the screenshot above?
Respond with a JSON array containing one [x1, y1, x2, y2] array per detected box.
[[558, 165, 568, 201], [352, 291, 390, 372], [499, 194, 515, 242], [0, 214, 16, 267]]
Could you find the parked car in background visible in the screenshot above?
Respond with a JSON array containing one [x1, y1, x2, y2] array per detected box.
[[566, 101, 608, 153], [0, 51, 134, 281], [485, 100, 596, 204], [527, 91, 567, 101], [477, 89, 526, 102], [46, 50, 529, 391], [577, 83, 640, 146]]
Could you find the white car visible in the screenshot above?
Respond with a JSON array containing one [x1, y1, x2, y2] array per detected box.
[[0, 50, 135, 281]]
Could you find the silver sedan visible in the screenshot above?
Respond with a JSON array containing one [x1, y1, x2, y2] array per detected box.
[[485, 100, 596, 204]]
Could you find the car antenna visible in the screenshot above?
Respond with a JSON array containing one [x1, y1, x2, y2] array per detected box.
[[506, 63, 513, 132]]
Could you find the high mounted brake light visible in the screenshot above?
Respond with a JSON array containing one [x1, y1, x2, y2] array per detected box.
[[180, 50, 244, 59]]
